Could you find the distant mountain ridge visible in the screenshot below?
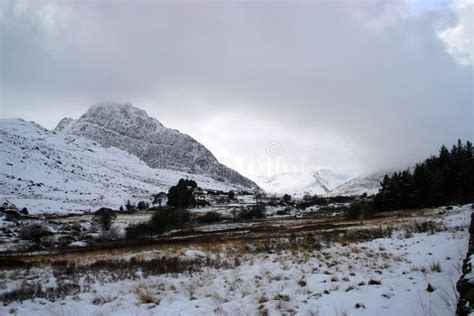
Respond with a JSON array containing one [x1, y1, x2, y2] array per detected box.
[[255, 169, 349, 197], [0, 119, 252, 213], [326, 172, 387, 197], [256, 169, 388, 198], [55, 103, 257, 190]]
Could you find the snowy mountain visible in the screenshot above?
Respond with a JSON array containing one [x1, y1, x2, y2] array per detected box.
[[326, 171, 387, 196], [55, 103, 257, 189], [53, 117, 74, 133], [255, 169, 349, 197], [256, 169, 391, 198], [0, 119, 252, 213]]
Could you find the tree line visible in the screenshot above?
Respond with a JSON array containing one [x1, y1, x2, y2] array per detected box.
[[374, 139, 474, 211]]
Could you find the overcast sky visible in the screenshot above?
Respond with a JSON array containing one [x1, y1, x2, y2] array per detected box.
[[0, 0, 473, 179]]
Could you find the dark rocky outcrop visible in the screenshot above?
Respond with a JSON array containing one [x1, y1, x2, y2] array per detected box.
[[457, 205, 474, 315]]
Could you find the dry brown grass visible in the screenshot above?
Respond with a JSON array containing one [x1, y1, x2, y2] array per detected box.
[[136, 289, 161, 305], [4, 206, 436, 261], [430, 261, 442, 272]]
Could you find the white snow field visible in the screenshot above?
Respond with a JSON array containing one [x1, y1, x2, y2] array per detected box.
[[255, 170, 389, 199], [0, 119, 248, 213], [0, 204, 470, 315], [326, 172, 388, 197], [256, 169, 349, 197]]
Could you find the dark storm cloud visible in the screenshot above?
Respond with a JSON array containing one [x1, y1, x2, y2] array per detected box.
[[0, 0, 472, 177]]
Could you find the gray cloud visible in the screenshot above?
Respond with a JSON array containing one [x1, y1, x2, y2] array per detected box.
[[1, 0, 472, 178]]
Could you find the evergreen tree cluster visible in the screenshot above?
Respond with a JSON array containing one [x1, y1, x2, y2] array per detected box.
[[374, 140, 474, 211], [167, 179, 198, 208], [124, 200, 150, 211]]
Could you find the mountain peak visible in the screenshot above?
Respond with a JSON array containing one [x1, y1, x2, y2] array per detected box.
[[53, 117, 75, 133], [88, 102, 146, 115], [82, 103, 165, 129], [55, 103, 257, 189]]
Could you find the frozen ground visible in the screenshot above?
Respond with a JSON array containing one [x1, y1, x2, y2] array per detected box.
[[0, 204, 470, 315]]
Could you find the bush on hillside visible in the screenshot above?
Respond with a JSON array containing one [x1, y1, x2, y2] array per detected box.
[[93, 208, 117, 231], [197, 211, 224, 224], [167, 179, 197, 208], [126, 208, 192, 237], [237, 204, 266, 220], [344, 200, 375, 219]]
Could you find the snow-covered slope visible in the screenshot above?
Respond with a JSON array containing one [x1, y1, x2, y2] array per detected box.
[[255, 169, 349, 197], [53, 117, 74, 133], [326, 172, 387, 196], [55, 103, 257, 189], [257, 168, 393, 198], [0, 119, 249, 213]]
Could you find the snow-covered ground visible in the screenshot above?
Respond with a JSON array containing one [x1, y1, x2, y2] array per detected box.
[[255, 169, 389, 198], [255, 170, 349, 197], [0, 119, 249, 213], [1, 204, 470, 315], [326, 172, 387, 197]]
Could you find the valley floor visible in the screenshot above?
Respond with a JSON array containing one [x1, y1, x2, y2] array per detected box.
[[0, 204, 471, 316]]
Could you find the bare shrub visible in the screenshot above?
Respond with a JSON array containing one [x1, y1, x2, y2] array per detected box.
[[404, 221, 443, 235], [197, 211, 224, 224], [18, 224, 52, 248], [93, 208, 117, 231], [368, 279, 381, 285], [136, 289, 160, 305], [274, 294, 290, 301], [237, 205, 266, 220], [338, 226, 393, 244], [92, 293, 115, 305], [0, 281, 81, 304], [430, 261, 442, 272], [258, 296, 268, 303], [344, 200, 375, 219], [99, 227, 121, 240], [298, 278, 307, 287], [127, 209, 192, 237], [426, 283, 435, 292], [333, 306, 348, 316]]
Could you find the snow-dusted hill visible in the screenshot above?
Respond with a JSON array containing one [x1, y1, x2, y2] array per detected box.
[[255, 169, 349, 197], [55, 103, 257, 189], [0, 119, 250, 213], [326, 172, 387, 196], [255, 169, 391, 198]]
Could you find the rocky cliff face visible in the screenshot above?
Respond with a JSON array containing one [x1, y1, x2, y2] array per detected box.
[[55, 103, 257, 189], [456, 208, 474, 315]]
